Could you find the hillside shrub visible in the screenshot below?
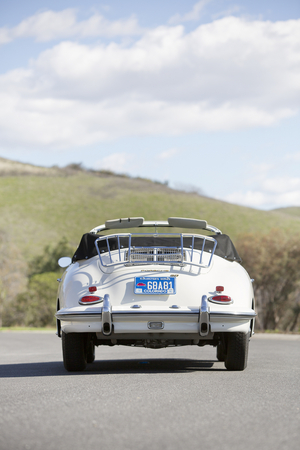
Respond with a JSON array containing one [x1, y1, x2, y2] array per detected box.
[[3, 272, 58, 327], [236, 230, 300, 331], [3, 238, 74, 327], [28, 237, 74, 276], [0, 231, 26, 327]]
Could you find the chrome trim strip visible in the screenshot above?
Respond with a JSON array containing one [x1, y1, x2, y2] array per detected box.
[[55, 313, 101, 321], [56, 311, 101, 317], [55, 311, 198, 320], [210, 311, 256, 320], [56, 309, 256, 322]]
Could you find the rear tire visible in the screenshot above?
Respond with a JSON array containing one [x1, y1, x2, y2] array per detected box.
[[87, 340, 95, 364], [62, 332, 87, 372], [225, 332, 250, 371], [216, 342, 226, 362]]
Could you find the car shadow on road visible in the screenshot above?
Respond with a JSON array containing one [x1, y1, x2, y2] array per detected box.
[[89, 358, 224, 374], [0, 358, 226, 378]]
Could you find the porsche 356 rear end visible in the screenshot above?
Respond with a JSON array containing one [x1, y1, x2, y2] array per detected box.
[[56, 217, 256, 371]]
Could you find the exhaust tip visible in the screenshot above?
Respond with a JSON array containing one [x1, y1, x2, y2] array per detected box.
[[201, 323, 208, 334], [103, 322, 111, 334]]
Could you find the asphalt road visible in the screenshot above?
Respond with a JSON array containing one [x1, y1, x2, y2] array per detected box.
[[0, 332, 299, 450]]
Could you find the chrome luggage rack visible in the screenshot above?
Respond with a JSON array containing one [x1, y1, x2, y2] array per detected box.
[[95, 233, 217, 268]]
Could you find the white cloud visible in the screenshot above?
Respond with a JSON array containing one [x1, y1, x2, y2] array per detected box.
[[225, 190, 266, 208], [285, 152, 300, 162], [225, 176, 300, 209], [226, 189, 300, 209], [0, 28, 11, 45], [0, 15, 300, 149], [0, 9, 142, 44], [212, 5, 242, 20], [263, 177, 300, 194], [95, 153, 133, 173], [157, 149, 179, 160], [169, 1, 212, 24]]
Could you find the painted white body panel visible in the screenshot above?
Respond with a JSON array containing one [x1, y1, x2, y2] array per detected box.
[[57, 250, 255, 337]]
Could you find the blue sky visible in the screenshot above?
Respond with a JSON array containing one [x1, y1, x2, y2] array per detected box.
[[0, 0, 300, 210]]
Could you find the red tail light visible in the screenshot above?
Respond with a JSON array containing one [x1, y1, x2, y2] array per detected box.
[[89, 286, 97, 292], [79, 295, 101, 304], [210, 295, 232, 304]]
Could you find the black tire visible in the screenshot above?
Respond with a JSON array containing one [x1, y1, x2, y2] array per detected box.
[[225, 332, 250, 371], [87, 340, 95, 364], [216, 342, 226, 362], [62, 332, 87, 372]]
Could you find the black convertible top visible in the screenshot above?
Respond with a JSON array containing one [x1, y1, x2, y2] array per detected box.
[[72, 233, 241, 263]]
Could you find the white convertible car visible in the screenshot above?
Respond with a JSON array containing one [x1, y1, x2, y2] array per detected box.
[[56, 217, 256, 372]]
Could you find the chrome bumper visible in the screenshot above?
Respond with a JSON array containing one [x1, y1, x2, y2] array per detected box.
[[56, 294, 256, 335]]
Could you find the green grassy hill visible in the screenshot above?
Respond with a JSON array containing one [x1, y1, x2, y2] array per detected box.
[[1, 158, 300, 330], [1, 157, 300, 266], [273, 207, 300, 219]]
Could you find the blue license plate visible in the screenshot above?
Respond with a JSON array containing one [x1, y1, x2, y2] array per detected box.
[[134, 277, 176, 295]]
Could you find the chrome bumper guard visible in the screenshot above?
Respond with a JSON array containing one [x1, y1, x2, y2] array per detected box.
[[102, 294, 112, 335], [199, 295, 209, 336]]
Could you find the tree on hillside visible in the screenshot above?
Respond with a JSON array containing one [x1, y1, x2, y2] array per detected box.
[[4, 272, 59, 327], [0, 231, 26, 327], [236, 230, 300, 331], [28, 237, 74, 276], [3, 238, 74, 327]]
